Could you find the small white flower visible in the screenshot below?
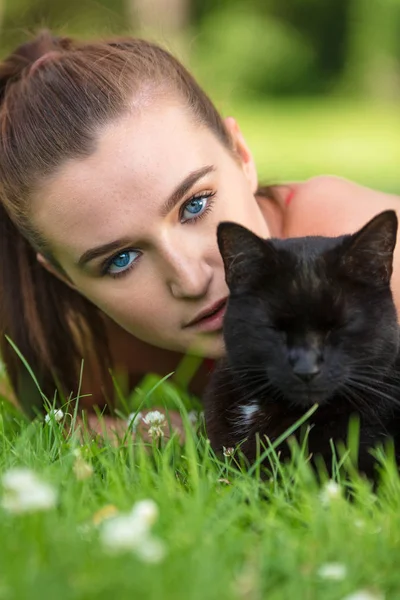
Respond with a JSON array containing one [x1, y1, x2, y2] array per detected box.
[[142, 411, 165, 426], [320, 480, 342, 505], [188, 411, 199, 427], [223, 447, 235, 457], [131, 499, 159, 527], [127, 412, 143, 432], [317, 562, 347, 581], [1, 468, 57, 513], [99, 498, 165, 562], [73, 456, 94, 481], [45, 409, 64, 424], [135, 536, 166, 564], [100, 513, 149, 553], [2, 468, 38, 491], [142, 411, 166, 438], [341, 591, 384, 600]]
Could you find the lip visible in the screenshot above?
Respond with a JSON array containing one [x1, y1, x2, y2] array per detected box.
[[184, 297, 228, 332]]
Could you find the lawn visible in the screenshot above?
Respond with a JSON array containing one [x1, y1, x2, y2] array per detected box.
[[226, 98, 400, 193], [0, 98, 399, 599], [0, 376, 400, 600]]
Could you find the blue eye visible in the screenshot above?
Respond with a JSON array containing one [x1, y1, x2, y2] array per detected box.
[[181, 196, 208, 221], [107, 250, 140, 276]]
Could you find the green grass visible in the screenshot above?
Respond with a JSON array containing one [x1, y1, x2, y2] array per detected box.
[[222, 98, 400, 193], [1, 374, 400, 600]]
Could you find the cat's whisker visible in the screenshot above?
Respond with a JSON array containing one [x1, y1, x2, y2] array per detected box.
[[347, 373, 400, 395], [341, 384, 383, 423], [211, 375, 276, 404], [346, 377, 400, 410], [348, 374, 400, 394], [217, 365, 269, 377]]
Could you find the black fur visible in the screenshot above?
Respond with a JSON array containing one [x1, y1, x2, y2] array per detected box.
[[204, 211, 400, 478]]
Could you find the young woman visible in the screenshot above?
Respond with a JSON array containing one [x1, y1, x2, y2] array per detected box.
[[0, 30, 399, 421]]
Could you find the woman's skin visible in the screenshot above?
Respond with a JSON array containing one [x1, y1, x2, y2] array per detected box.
[[18, 98, 400, 414]]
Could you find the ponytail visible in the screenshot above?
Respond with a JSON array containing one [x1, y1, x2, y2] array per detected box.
[[0, 202, 110, 415]]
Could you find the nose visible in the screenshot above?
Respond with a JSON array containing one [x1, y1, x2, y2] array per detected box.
[[289, 347, 322, 382], [161, 238, 213, 300]]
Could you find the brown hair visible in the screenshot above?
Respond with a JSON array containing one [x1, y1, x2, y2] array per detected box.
[[0, 30, 245, 415]]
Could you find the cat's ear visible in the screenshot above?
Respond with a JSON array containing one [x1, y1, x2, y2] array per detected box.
[[217, 222, 274, 289], [341, 210, 398, 285]]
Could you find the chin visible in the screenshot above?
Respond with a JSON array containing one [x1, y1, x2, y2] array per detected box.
[[285, 389, 331, 408], [186, 332, 226, 359]]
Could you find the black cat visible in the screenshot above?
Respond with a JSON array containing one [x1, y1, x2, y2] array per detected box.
[[204, 211, 400, 478]]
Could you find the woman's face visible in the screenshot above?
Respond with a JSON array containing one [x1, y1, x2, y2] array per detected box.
[[33, 101, 270, 358]]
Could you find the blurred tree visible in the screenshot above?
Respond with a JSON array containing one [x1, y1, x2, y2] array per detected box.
[[0, 0, 399, 99], [267, 0, 350, 92], [125, 0, 190, 58], [344, 0, 400, 99], [191, 3, 316, 98], [0, 0, 128, 53], [193, 0, 350, 94], [127, 0, 189, 35]]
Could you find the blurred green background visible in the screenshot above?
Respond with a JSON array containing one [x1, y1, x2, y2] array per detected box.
[[0, 0, 399, 191]]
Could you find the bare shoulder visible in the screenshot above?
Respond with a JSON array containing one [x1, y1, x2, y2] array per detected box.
[[283, 175, 400, 239]]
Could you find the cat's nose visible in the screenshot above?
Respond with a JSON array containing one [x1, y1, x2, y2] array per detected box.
[[292, 365, 320, 383], [289, 348, 322, 382]]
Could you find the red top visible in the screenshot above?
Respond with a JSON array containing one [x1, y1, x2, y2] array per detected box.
[[285, 188, 296, 206]]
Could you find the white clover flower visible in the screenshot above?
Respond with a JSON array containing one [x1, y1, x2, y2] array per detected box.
[[142, 411, 165, 426], [73, 456, 94, 481], [142, 411, 166, 438], [188, 411, 199, 427], [100, 513, 149, 553], [99, 498, 165, 563], [223, 447, 235, 457], [127, 412, 143, 432], [2, 468, 38, 491], [320, 480, 342, 505], [1, 467, 57, 513], [317, 563, 347, 581], [341, 591, 384, 600], [44, 409, 64, 424], [131, 499, 159, 527], [135, 536, 166, 564]]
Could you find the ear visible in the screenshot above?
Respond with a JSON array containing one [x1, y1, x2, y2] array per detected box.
[[36, 253, 77, 290], [340, 210, 398, 286], [223, 117, 258, 193], [217, 222, 276, 289]]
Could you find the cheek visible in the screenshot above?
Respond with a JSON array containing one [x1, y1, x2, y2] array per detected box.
[[74, 278, 171, 339]]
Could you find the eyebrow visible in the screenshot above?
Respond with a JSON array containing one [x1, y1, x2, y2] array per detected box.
[[160, 165, 215, 218], [77, 237, 133, 268], [77, 165, 215, 268]]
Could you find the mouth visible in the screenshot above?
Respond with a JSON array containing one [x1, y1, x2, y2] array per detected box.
[[287, 388, 329, 407], [184, 297, 228, 332]]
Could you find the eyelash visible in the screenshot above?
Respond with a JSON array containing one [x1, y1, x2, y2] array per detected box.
[[102, 190, 216, 279], [179, 191, 216, 224]]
